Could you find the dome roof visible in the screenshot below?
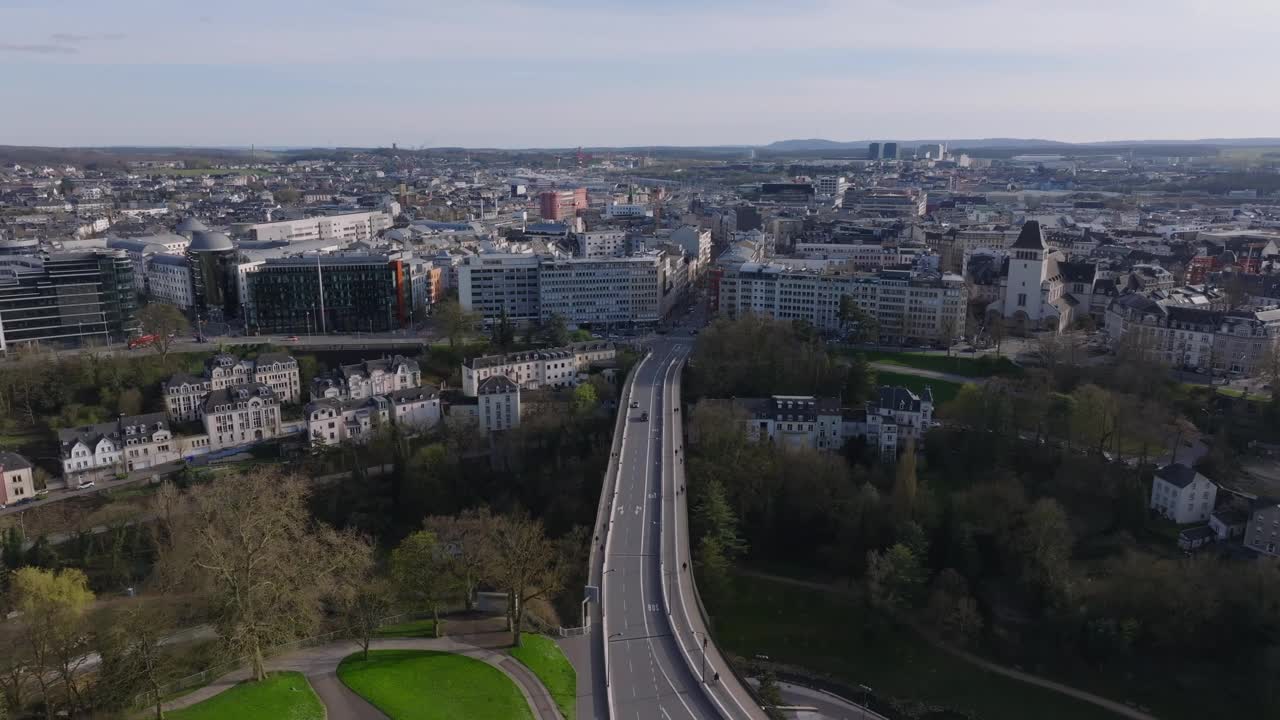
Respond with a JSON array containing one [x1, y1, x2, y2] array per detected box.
[[188, 229, 234, 252], [175, 217, 209, 235]]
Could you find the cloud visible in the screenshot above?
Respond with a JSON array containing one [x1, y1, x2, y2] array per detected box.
[[0, 42, 77, 54]]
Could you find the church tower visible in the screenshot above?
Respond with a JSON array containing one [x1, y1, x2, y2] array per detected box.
[[1002, 220, 1048, 324]]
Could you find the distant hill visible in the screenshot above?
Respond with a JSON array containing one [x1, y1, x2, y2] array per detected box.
[[764, 137, 1280, 152]]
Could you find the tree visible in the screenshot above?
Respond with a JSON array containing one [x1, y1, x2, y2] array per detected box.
[[571, 382, 599, 415], [481, 514, 564, 647], [161, 469, 368, 681], [1225, 272, 1249, 310], [94, 600, 172, 719], [891, 440, 919, 524], [927, 569, 984, 645], [434, 299, 480, 350], [390, 530, 456, 638], [866, 543, 924, 613], [1014, 498, 1074, 603], [136, 303, 190, 364], [989, 318, 1006, 356], [544, 313, 570, 347], [425, 509, 491, 612], [344, 578, 394, 662], [116, 387, 144, 416], [840, 296, 879, 343], [275, 187, 301, 204], [939, 317, 958, 356], [10, 567, 95, 720], [493, 309, 515, 350]]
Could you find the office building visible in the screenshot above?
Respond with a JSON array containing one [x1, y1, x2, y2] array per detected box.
[[671, 226, 713, 273], [717, 261, 966, 345], [844, 190, 927, 218], [883, 142, 899, 160], [867, 142, 881, 160], [538, 254, 662, 326], [457, 253, 542, 323], [246, 210, 392, 244], [0, 250, 138, 350], [249, 252, 411, 334], [144, 254, 195, 309], [577, 230, 628, 258], [816, 176, 849, 197], [539, 189, 588, 222], [188, 230, 240, 323]]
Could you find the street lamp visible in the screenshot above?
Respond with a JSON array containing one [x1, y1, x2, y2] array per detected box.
[[693, 631, 708, 683], [858, 684, 873, 720]]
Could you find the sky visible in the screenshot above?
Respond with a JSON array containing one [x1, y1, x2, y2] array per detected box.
[[3, 0, 1279, 148]]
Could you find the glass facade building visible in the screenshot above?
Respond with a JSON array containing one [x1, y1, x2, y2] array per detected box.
[[248, 253, 409, 334], [0, 250, 139, 348]]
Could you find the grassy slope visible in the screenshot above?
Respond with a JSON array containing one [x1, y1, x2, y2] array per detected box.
[[374, 618, 437, 638], [863, 350, 1022, 378], [706, 572, 1123, 720], [874, 370, 965, 406], [509, 633, 577, 720], [166, 672, 324, 720], [338, 649, 533, 720]]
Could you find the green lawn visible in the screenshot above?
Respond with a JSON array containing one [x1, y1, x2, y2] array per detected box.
[[166, 672, 324, 720], [874, 370, 965, 406], [509, 633, 576, 720], [863, 350, 1023, 378], [339, 649, 533, 720], [375, 618, 437, 638], [705, 572, 1123, 720]]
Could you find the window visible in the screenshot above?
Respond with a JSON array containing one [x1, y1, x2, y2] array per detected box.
[[1017, 293, 1027, 307]]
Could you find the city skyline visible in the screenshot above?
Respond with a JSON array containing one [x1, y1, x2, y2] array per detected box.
[[3, 0, 1279, 147]]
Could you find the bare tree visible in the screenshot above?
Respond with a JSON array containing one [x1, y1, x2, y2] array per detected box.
[[165, 469, 368, 681], [136, 303, 190, 365], [390, 530, 457, 638], [481, 513, 565, 647], [343, 578, 394, 662], [425, 509, 492, 611]]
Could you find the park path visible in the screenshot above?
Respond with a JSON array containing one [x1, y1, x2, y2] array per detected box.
[[161, 619, 563, 720], [736, 569, 1159, 720], [868, 361, 981, 386]]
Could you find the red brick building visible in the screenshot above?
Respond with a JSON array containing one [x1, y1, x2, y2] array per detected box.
[[539, 188, 588, 221]]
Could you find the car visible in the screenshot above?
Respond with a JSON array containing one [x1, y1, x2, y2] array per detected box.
[[36, 488, 49, 497], [14, 498, 36, 506], [639, 411, 649, 422], [77, 480, 96, 490], [287, 335, 301, 342], [630, 400, 639, 408]]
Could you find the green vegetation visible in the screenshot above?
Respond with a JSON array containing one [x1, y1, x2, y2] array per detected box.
[[166, 672, 324, 720], [338, 649, 534, 720], [708, 572, 1120, 720], [874, 370, 965, 406], [509, 633, 576, 720], [375, 618, 437, 638], [862, 350, 1023, 378]]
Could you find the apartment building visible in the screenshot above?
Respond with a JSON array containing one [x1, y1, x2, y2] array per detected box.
[[576, 230, 628, 258], [247, 210, 392, 243], [461, 341, 615, 396], [925, 226, 1022, 273], [165, 353, 300, 423], [718, 261, 966, 344], [1149, 464, 1218, 525], [311, 355, 421, 400], [1105, 296, 1280, 375], [671, 226, 713, 272], [478, 375, 521, 433], [457, 253, 542, 323], [0, 452, 35, 505], [203, 383, 284, 450], [538, 254, 662, 325], [59, 413, 178, 480], [306, 386, 441, 447]]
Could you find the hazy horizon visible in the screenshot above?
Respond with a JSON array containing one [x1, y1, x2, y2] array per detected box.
[[4, 0, 1278, 148]]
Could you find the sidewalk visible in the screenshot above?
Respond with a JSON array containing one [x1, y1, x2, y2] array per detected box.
[[868, 361, 981, 386], [162, 631, 564, 720]]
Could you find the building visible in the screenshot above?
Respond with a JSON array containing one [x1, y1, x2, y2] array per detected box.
[[249, 252, 412, 334], [144, 254, 194, 309], [478, 375, 520, 433], [1105, 299, 1280, 376], [202, 383, 284, 450], [882, 142, 899, 160], [867, 142, 881, 160], [816, 176, 849, 197], [1245, 500, 1280, 556], [0, 250, 138, 349], [577, 230, 628, 258], [164, 353, 300, 423], [246, 210, 392, 243], [1149, 464, 1218, 524], [539, 189, 588, 222], [537, 254, 662, 326], [461, 341, 615, 395], [457, 253, 542, 323], [986, 221, 1076, 333], [728, 384, 932, 457], [58, 413, 178, 480], [0, 452, 35, 505], [844, 190, 926, 218], [188, 230, 240, 323], [671, 226, 713, 272], [717, 262, 966, 345], [311, 355, 421, 400]]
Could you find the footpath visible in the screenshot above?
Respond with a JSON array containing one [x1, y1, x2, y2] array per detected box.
[[161, 620, 563, 720]]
